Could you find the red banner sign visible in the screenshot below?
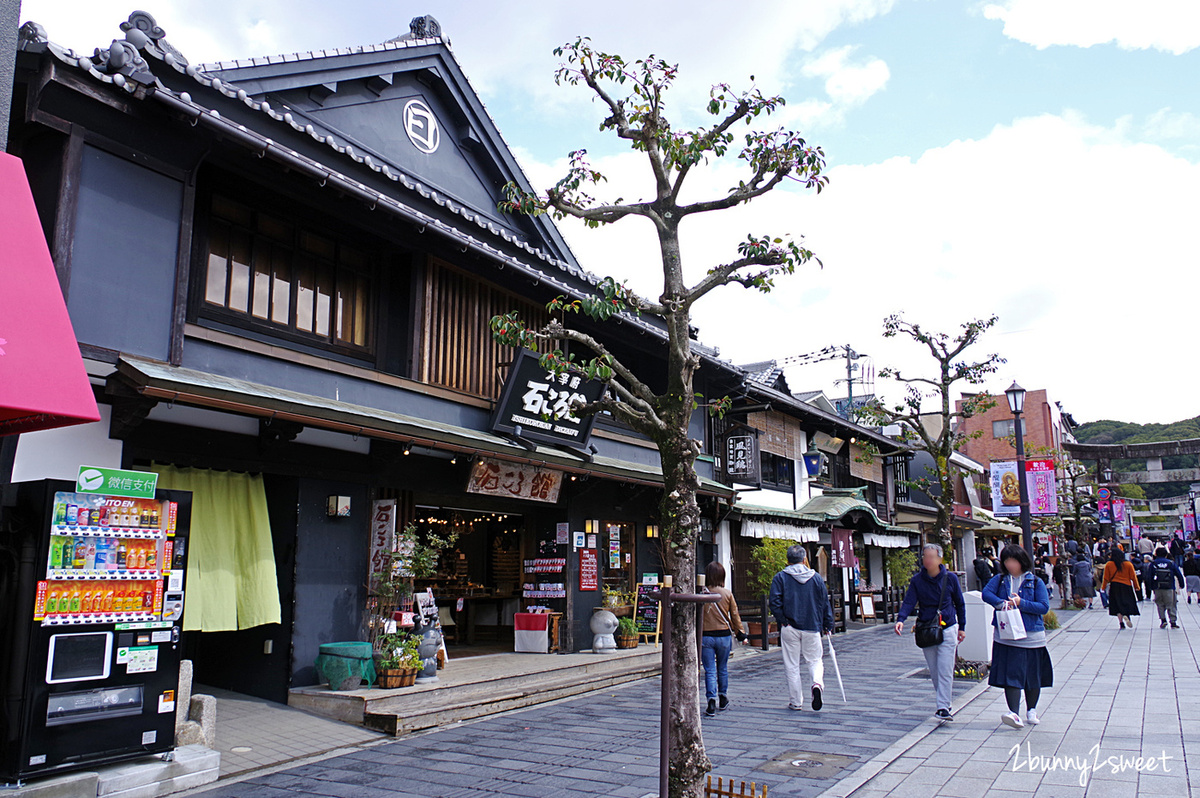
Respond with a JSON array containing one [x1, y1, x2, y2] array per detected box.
[[831, 528, 853, 568], [579, 549, 599, 591]]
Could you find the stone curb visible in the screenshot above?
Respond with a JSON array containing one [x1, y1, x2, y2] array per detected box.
[[815, 606, 1088, 798]]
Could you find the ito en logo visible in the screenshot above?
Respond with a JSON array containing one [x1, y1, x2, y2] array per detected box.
[[78, 469, 105, 491], [403, 99, 440, 154]]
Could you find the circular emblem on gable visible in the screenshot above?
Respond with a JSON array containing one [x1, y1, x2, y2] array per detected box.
[[403, 99, 440, 154]]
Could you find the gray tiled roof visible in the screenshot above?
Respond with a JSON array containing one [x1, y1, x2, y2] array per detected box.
[[18, 12, 736, 371]]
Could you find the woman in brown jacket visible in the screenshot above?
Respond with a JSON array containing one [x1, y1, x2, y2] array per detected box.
[[701, 561, 745, 716], [1102, 548, 1141, 630]]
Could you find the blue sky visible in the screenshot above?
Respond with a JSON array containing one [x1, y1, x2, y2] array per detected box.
[[24, 1, 1200, 424]]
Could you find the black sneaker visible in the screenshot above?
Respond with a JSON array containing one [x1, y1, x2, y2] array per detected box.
[[718, 695, 730, 711], [811, 686, 823, 711], [1172, 623, 1180, 629], [936, 708, 953, 721], [1161, 621, 1168, 628], [706, 699, 716, 717]]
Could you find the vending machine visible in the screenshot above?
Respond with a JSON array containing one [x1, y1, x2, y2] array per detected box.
[[0, 475, 191, 784]]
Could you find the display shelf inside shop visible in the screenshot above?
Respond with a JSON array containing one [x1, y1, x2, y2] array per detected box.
[[46, 569, 164, 581], [51, 525, 165, 539], [42, 612, 159, 626]]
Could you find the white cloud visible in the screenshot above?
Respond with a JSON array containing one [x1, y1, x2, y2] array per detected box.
[[1142, 107, 1200, 141], [982, 0, 1200, 54], [788, 45, 890, 127], [520, 111, 1200, 424]]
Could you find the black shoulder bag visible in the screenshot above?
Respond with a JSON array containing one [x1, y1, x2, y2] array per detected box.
[[913, 572, 948, 649]]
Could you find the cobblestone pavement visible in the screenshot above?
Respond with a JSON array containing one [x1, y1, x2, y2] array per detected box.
[[189, 624, 973, 798], [819, 598, 1200, 798]]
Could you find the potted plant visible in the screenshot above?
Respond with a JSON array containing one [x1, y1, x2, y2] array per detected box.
[[376, 633, 422, 688], [615, 616, 639, 649], [600, 586, 635, 616], [745, 538, 794, 640]]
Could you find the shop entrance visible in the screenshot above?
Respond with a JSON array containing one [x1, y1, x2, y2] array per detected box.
[[597, 521, 635, 599], [412, 506, 524, 658]]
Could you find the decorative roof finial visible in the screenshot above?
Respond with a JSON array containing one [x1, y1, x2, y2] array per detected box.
[[409, 15, 442, 39]]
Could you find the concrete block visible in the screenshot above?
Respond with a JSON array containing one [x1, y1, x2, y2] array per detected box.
[[95, 746, 220, 798], [4, 770, 98, 798]]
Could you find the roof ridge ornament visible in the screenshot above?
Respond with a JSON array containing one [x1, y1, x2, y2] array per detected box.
[[409, 15, 442, 40], [88, 10, 189, 86], [121, 10, 189, 66]]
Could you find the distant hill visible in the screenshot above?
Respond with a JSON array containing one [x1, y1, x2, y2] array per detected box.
[[1073, 416, 1200, 500]]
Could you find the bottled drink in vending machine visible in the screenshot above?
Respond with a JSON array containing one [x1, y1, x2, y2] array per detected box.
[[135, 545, 147, 571], [116, 540, 127, 569], [146, 544, 157, 571], [49, 536, 61, 569], [72, 538, 86, 570]]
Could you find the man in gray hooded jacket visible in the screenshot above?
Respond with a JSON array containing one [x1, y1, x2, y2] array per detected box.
[[769, 545, 834, 710]]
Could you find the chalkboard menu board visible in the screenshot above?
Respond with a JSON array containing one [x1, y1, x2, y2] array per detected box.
[[634, 583, 660, 635]]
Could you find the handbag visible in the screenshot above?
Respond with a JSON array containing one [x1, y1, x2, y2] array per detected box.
[[913, 572, 948, 649], [712, 594, 741, 656], [996, 575, 1028, 641]]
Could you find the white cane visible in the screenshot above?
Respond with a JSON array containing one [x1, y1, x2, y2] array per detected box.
[[826, 633, 847, 703]]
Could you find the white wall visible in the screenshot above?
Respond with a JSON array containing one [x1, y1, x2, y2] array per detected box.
[[11, 407, 123, 482]]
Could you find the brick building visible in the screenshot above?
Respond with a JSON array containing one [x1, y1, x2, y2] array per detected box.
[[956, 388, 1070, 466]]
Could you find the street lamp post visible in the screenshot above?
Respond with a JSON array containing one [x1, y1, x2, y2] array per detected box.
[[1005, 382, 1033, 556]]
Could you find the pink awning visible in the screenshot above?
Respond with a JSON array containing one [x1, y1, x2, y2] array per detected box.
[[0, 152, 100, 435]]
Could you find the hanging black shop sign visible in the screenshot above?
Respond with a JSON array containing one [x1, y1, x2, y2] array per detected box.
[[721, 423, 761, 484], [490, 348, 607, 449]]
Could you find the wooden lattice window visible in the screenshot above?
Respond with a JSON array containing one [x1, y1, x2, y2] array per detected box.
[[419, 258, 547, 398]]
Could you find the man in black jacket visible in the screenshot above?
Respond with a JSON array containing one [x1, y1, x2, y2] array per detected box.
[[973, 547, 998, 591], [1149, 546, 1185, 628]]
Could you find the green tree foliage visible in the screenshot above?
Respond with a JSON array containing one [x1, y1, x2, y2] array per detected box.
[[489, 39, 828, 797]]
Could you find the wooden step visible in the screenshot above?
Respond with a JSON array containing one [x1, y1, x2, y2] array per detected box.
[[363, 656, 661, 735]]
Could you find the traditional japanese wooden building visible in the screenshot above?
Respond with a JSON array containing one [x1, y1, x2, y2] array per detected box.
[[8, 11, 746, 702]]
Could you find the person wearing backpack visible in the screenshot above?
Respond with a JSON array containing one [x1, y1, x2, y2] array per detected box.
[[974, 547, 998, 591], [894, 543, 966, 722], [1149, 546, 1185, 629], [982, 544, 1053, 728]]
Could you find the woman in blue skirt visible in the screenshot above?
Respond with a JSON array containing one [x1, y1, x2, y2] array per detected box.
[[983, 544, 1053, 729]]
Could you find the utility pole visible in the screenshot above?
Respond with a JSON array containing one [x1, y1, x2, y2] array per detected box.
[[845, 345, 855, 423]]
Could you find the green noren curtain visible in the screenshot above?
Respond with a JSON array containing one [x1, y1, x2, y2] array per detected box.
[[151, 464, 282, 632]]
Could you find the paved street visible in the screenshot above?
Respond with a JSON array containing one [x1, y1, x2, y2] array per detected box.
[[822, 598, 1200, 798], [187, 625, 971, 798]]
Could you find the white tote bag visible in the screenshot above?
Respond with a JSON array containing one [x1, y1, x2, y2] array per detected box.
[[996, 606, 1027, 641], [995, 576, 1027, 641]]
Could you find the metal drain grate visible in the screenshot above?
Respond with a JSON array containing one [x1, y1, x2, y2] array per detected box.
[[756, 750, 856, 778]]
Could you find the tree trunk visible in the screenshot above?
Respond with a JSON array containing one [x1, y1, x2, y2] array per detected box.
[[656, 427, 709, 798]]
